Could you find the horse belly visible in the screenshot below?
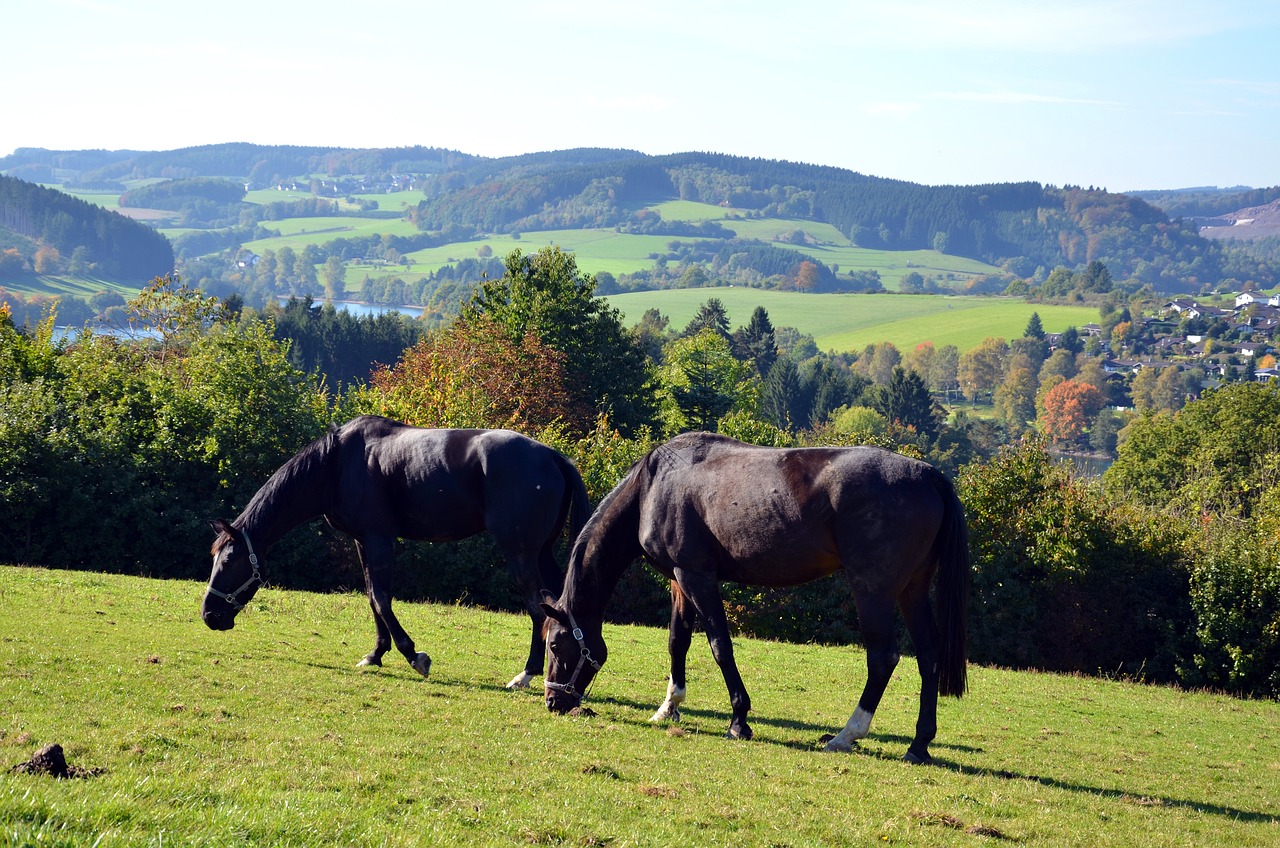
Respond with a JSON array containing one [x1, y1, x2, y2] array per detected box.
[[395, 488, 487, 542], [704, 503, 841, 587]]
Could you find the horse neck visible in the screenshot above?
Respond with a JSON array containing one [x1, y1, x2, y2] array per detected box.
[[234, 445, 333, 550], [562, 474, 644, 621]]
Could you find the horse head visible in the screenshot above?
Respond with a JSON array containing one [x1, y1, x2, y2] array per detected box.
[[539, 591, 607, 713], [202, 518, 264, 631]]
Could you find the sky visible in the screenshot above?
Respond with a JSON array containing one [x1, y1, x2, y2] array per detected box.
[[5, 0, 1279, 192]]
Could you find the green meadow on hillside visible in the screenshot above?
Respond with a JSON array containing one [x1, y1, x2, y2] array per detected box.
[[217, 197, 1002, 288], [605, 288, 1098, 353], [2, 566, 1276, 846], [25, 185, 1080, 354]]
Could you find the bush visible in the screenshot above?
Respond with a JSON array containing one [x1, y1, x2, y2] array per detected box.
[[958, 439, 1192, 681], [1182, 522, 1280, 698]]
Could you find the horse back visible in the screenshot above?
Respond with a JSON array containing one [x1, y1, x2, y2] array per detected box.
[[328, 416, 570, 545], [637, 435, 946, 592]]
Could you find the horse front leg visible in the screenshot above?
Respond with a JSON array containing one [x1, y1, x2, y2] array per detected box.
[[353, 540, 392, 668], [825, 593, 898, 755], [358, 537, 430, 678], [651, 581, 694, 723], [675, 569, 752, 740]]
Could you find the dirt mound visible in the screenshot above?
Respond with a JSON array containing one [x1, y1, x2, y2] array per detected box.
[[8, 743, 102, 779]]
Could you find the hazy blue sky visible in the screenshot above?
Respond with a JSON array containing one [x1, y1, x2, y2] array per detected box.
[[6, 0, 1278, 191]]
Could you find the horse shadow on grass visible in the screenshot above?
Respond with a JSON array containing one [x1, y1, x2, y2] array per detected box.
[[581, 696, 1277, 826], [586, 694, 981, 754]]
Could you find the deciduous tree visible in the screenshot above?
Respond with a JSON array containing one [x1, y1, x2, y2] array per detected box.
[[361, 315, 581, 431], [958, 337, 1008, 404], [463, 247, 652, 434], [1040, 379, 1105, 445]]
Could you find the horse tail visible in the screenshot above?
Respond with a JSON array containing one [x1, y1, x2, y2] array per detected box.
[[554, 451, 592, 545], [933, 470, 971, 698]]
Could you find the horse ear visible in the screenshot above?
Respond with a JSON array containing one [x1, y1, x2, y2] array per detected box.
[[539, 590, 568, 624], [209, 518, 235, 537]]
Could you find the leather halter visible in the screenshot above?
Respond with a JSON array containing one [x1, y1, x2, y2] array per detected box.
[[544, 610, 601, 701], [206, 529, 262, 611]]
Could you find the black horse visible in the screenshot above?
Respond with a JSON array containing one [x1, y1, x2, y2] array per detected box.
[[541, 432, 969, 763], [202, 415, 590, 688]]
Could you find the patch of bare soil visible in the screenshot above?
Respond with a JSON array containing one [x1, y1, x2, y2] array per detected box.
[[1199, 199, 1280, 240]]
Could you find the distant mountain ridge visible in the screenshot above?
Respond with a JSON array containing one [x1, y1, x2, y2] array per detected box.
[[2, 143, 1276, 292]]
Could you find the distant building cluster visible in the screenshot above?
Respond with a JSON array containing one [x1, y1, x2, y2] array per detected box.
[[1096, 292, 1279, 384]]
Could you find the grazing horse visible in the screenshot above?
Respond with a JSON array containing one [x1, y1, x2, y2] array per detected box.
[[202, 415, 590, 688], [541, 432, 969, 763]]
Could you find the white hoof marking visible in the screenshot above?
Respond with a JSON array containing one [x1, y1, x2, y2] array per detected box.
[[506, 670, 535, 690], [649, 678, 687, 723], [826, 706, 874, 751]]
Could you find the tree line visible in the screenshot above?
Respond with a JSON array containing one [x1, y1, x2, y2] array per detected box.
[[1, 252, 1277, 698]]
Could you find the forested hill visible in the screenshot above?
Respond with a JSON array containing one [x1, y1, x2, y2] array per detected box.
[[3, 143, 1272, 290], [412, 150, 1273, 290], [0, 175, 174, 281]]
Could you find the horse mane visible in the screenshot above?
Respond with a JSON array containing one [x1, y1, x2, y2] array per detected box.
[[232, 425, 342, 535], [559, 447, 657, 613], [567, 456, 644, 565]]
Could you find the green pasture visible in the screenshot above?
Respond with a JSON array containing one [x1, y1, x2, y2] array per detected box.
[[0, 273, 137, 300], [57, 189, 122, 210], [605, 288, 1098, 353], [648, 201, 1000, 286], [241, 217, 422, 255], [245, 188, 424, 212], [1, 565, 1276, 846], [405, 230, 678, 277]]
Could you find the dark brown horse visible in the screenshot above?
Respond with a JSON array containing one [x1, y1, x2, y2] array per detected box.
[[202, 415, 590, 688], [541, 432, 969, 763]]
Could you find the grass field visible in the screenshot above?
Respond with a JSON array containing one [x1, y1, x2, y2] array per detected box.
[[1, 565, 1276, 846], [605, 288, 1098, 353], [1, 273, 139, 299], [219, 197, 1002, 289]]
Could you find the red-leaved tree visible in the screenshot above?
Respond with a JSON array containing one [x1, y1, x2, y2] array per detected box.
[[1040, 379, 1106, 446]]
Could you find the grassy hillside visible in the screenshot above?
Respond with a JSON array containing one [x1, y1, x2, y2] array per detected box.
[[228, 198, 1002, 288], [605, 288, 1098, 352], [2, 566, 1276, 846]]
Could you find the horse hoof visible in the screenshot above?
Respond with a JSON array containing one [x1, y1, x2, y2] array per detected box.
[[356, 656, 382, 669], [903, 750, 932, 765], [411, 653, 431, 678], [823, 738, 855, 754], [726, 725, 753, 741], [506, 671, 535, 690], [649, 706, 681, 723]]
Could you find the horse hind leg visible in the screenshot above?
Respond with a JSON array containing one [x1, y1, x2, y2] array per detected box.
[[357, 612, 392, 669], [506, 550, 553, 690], [651, 581, 694, 723], [825, 595, 898, 754], [899, 585, 942, 765]]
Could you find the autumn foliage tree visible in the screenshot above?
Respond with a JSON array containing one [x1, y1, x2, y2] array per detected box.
[[358, 315, 584, 431], [1040, 379, 1106, 446]]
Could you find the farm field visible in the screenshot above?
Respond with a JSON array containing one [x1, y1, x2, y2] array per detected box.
[[2, 565, 1276, 846], [189, 194, 1002, 290], [605, 288, 1099, 353]]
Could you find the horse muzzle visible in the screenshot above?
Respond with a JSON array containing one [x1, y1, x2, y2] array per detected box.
[[201, 608, 236, 631], [545, 688, 581, 714]]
